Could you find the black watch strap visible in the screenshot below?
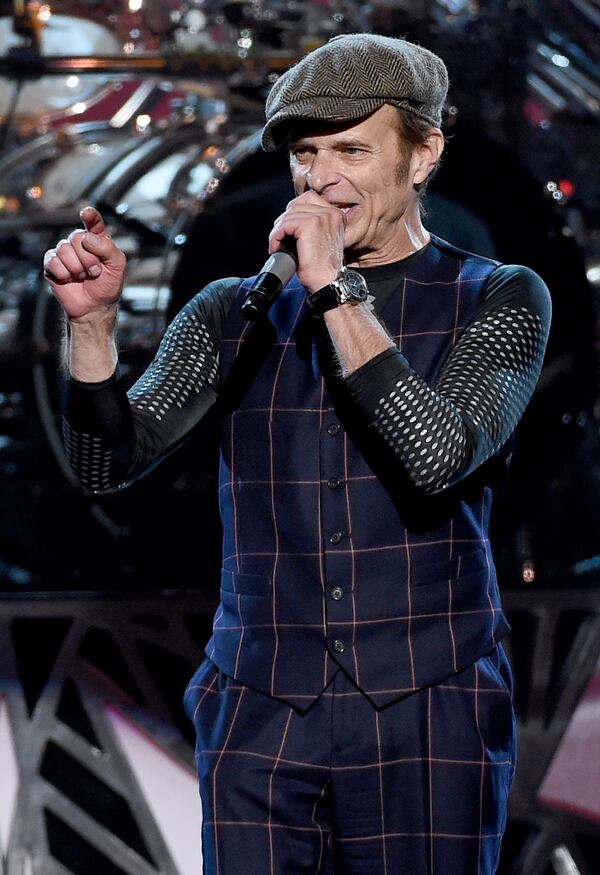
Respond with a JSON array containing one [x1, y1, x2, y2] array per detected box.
[[307, 268, 369, 318], [306, 283, 340, 317]]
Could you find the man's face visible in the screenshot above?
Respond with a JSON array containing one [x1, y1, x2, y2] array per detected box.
[[289, 105, 422, 264]]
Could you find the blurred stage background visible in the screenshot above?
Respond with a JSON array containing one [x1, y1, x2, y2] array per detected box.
[[0, 1, 599, 873]]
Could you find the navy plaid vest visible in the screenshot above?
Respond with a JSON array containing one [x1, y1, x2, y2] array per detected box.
[[205, 237, 510, 711]]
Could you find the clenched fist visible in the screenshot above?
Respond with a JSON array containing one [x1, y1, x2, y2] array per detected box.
[[44, 206, 126, 323]]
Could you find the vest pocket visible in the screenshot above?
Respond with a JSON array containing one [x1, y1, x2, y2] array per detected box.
[[220, 568, 271, 597], [479, 644, 513, 698], [411, 546, 488, 587]]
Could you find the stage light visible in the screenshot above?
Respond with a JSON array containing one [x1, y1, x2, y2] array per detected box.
[[559, 179, 575, 197], [136, 114, 152, 132]]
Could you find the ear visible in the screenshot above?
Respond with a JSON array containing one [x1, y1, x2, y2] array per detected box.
[[412, 130, 444, 186]]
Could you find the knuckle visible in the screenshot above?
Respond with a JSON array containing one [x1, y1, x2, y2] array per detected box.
[[46, 256, 63, 277]]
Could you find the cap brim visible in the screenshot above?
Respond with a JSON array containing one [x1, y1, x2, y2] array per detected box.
[[261, 97, 389, 151]]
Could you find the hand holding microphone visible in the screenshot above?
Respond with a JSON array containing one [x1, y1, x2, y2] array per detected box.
[[241, 192, 346, 321]]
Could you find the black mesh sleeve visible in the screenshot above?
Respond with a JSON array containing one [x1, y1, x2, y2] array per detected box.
[[344, 264, 551, 494], [62, 277, 240, 491]]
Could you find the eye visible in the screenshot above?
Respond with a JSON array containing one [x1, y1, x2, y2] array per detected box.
[[290, 146, 312, 162], [343, 146, 363, 155]]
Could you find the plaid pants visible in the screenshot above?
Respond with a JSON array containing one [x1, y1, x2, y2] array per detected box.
[[184, 646, 516, 875]]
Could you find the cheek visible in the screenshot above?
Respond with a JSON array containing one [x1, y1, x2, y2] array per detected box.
[[381, 178, 409, 214], [366, 187, 397, 222], [291, 165, 310, 192]]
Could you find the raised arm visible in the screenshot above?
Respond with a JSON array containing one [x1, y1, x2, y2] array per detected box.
[[60, 278, 238, 491], [44, 206, 125, 381], [267, 186, 550, 495], [45, 207, 239, 491], [344, 264, 552, 493]]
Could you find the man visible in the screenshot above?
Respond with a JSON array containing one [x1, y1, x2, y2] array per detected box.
[[45, 33, 550, 875]]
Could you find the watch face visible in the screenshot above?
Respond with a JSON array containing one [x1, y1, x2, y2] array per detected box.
[[343, 269, 369, 302]]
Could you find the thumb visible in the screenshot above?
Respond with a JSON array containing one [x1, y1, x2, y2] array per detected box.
[[80, 206, 108, 236]]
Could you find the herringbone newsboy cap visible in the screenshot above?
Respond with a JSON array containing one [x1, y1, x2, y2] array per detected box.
[[262, 33, 448, 151]]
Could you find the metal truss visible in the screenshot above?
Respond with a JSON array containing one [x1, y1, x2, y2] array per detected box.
[[0, 586, 598, 875], [0, 591, 217, 875], [501, 588, 600, 875]]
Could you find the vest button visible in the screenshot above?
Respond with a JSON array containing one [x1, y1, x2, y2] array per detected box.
[[329, 531, 343, 544], [327, 477, 342, 489], [333, 639, 345, 653], [327, 423, 341, 436], [330, 587, 343, 600]]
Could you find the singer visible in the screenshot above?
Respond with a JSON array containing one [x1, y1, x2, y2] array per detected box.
[[46, 34, 551, 875]]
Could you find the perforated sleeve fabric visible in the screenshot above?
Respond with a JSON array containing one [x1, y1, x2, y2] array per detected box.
[[345, 264, 551, 494], [62, 277, 240, 491]]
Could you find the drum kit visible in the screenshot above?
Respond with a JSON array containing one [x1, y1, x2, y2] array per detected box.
[[0, 0, 599, 591], [0, 0, 597, 412], [0, 0, 366, 445]]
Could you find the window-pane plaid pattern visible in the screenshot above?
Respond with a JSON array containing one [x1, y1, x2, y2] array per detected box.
[[185, 646, 516, 875], [206, 240, 510, 710]]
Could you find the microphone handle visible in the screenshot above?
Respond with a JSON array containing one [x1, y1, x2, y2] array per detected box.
[[241, 245, 297, 322]]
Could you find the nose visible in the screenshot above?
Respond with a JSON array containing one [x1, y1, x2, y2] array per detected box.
[[304, 151, 337, 194]]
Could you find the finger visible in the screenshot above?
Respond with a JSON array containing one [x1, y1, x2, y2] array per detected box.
[[268, 222, 292, 254], [269, 212, 308, 250], [44, 251, 73, 283], [55, 240, 87, 279], [286, 191, 339, 210], [80, 205, 108, 236], [81, 232, 121, 265], [281, 207, 344, 223], [285, 199, 341, 215], [268, 209, 340, 252], [68, 229, 103, 276]]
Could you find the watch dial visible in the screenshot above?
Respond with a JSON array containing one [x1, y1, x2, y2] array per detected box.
[[346, 270, 368, 300]]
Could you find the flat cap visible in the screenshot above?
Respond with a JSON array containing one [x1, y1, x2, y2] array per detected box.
[[262, 33, 448, 151]]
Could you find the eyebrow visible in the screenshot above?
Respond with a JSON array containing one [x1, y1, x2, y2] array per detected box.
[[290, 136, 371, 149]]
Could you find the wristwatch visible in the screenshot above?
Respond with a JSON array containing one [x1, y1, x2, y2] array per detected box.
[[307, 266, 369, 317]]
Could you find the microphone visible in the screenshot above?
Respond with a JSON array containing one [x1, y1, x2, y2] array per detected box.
[[241, 238, 297, 321]]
